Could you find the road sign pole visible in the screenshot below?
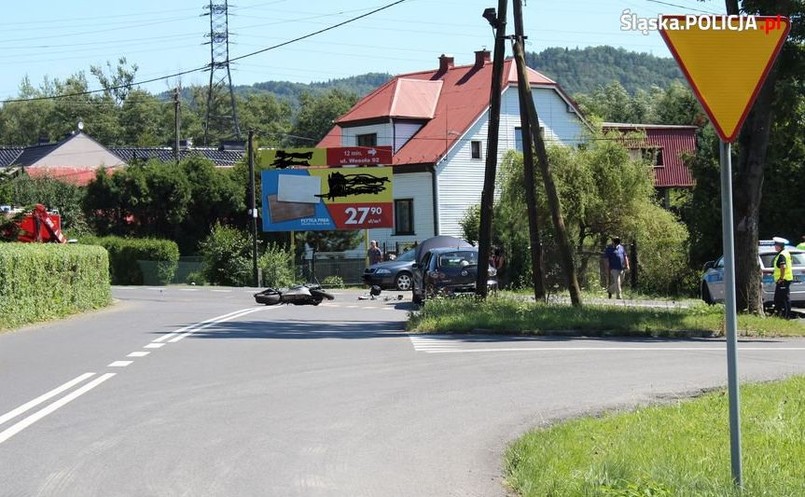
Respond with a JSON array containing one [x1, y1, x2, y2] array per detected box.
[[719, 140, 742, 487]]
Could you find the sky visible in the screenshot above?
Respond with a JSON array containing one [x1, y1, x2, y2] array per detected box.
[[0, 0, 728, 100]]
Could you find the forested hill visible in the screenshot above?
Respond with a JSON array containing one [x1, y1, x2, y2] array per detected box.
[[524, 46, 683, 96], [237, 46, 683, 103]]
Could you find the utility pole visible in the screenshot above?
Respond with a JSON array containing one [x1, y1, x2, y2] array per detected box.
[[511, 0, 546, 301], [173, 87, 181, 164], [476, 0, 508, 298], [512, 0, 582, 307], [248, 129, 259, 287]]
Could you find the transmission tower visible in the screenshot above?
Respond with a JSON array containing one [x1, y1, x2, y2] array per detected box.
[[203, 0, 241, 145]]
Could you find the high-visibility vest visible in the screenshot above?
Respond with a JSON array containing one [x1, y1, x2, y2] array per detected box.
[[773, 250, 793, 281]]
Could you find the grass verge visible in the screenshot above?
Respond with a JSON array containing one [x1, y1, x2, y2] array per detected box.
[[406, 296, 805, 337], [504, 375, 805, 497]]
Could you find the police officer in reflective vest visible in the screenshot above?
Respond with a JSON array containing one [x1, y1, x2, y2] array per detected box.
[[772, 236, 793, 319]]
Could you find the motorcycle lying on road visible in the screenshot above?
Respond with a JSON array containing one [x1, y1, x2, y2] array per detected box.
[[254, 283, 335, 306]]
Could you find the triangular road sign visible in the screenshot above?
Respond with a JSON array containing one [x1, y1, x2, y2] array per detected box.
[[660, 15, 790, 142]]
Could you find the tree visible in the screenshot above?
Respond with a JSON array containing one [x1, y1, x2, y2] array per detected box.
[[289, 89, 359, 146], [727, 0, 804, 313]]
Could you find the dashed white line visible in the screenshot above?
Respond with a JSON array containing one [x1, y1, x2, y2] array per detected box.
[[127, 351, 150, 358], [144, 343, 166, 349], [0, 373, 116, 445], [108, 361, 133, 368]]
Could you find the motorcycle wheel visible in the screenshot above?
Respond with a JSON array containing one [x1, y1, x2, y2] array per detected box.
[[256, 291, 281, 306]]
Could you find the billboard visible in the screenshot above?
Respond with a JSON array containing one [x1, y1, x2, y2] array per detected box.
[[259, 146, 393, 168], [261, 167, 394, 231]]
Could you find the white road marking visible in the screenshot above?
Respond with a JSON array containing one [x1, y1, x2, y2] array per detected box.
[[127, 351, 150, 358], [108, 361, 133, 368], [169, 307, 268, 342], [0, 373, 95, 427], [0, 373, 116, 445], [144, 343, 166, 349], [409, 335, 805, 354], [153, 307, 265, 343]]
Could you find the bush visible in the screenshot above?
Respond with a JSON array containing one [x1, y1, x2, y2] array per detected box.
[[0, 243, 111, 329], [321, 275, 345, 288], [81, 236, 179, 285], [199, 224, 253, 286], [258, 243, 295, 288]]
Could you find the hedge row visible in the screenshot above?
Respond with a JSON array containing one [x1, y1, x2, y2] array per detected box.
[[81, 236, 180, 285], [0, 243, 112, 330]]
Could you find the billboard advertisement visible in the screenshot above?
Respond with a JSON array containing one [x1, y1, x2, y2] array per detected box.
[[261, 167, 394, 232]]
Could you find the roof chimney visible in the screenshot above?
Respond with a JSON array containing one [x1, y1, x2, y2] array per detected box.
[[474, 49, 491, 69], [438, 54, 455, 73]]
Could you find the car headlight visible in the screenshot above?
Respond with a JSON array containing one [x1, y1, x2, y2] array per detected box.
[[376, 268, 392, 275]]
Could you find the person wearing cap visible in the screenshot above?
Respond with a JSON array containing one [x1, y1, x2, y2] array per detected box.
[[772, 236, 793, 319], [603, 236, 630, 299], [367, 239, 383, 266]]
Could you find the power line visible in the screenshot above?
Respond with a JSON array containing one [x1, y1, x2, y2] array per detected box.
[[1, 0, 411, 105]]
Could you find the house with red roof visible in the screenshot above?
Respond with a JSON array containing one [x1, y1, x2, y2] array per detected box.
[[603, 122, 697, 206], [318, 50, 588, 248]]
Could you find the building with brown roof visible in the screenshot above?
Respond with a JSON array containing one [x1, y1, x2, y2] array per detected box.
[[318, 50, 589, 246]]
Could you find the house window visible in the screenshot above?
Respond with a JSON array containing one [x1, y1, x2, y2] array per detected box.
[[471, 140, 482, 159], [640, 147, 664, 166], [514, 126, 545, 152], [394, 199, 414, 235], [356, 133, 377, 147]]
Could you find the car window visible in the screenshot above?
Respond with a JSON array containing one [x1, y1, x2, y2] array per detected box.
[[716, 257, 724, 269], [438, 251, 478, 268], [792, 252, 805, 266], [759, 254, 776, 269], [760, 252, 805, 268], [396, 249, 415, 262]]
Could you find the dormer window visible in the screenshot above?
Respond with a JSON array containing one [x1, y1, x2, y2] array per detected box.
[[357, 133, 377, 147]]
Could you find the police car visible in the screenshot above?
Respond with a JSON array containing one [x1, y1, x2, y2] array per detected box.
[[700, 240, 805, 307]]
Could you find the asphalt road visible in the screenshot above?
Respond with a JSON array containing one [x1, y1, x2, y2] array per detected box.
[[1, 286, 804, 497]]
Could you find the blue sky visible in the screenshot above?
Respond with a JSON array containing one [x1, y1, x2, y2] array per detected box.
[[0, 0, 726, 100]]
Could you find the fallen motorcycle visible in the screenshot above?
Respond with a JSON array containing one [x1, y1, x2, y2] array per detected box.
[[254, 283, 335, 306]]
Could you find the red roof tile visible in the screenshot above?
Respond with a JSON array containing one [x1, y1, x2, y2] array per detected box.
[[25, 167, 115, 186], [319, 56, 565, 166]]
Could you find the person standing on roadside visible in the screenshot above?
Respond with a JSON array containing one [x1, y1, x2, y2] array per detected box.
[[604, 236, 630, 299], [772, 236, 793, 319], [367, 240, 383, 266], [797, 235, 805, 251]]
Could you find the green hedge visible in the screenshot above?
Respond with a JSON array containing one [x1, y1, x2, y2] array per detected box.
[[81, 236, 180, 285], [0, 243, 112, 330]]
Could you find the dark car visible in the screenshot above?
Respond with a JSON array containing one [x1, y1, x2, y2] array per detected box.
[[411, 246, 497, 304], [362, 248, 416, 290]]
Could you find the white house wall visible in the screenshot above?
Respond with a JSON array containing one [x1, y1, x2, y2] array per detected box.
[[339, 123, 393, 147], [392, 122, 422, 153], [363, 170, 434, 254], [435, 86, 586, 238]]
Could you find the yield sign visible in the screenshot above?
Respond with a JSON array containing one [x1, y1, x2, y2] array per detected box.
[[660, 15, 790, 142]]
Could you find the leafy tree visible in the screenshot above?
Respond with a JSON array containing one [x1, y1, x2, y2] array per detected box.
[[289, 88, 359, 146], [726, 0, 804, 313], [237, 93, 294, 147], [479, 129, 692, 295], [120, 89, 171, 146]]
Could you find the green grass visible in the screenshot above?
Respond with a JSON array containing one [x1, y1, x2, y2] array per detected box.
[[406, 295, 805, 337], [505, 375, 805, 497]]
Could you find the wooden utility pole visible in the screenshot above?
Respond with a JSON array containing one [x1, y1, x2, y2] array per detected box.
[[248, 129, 259, 287], [476, 0, 508, 298], [511, 0, 546, 301], [512, 0, 582, 307], [173, 87, 181, 164]]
